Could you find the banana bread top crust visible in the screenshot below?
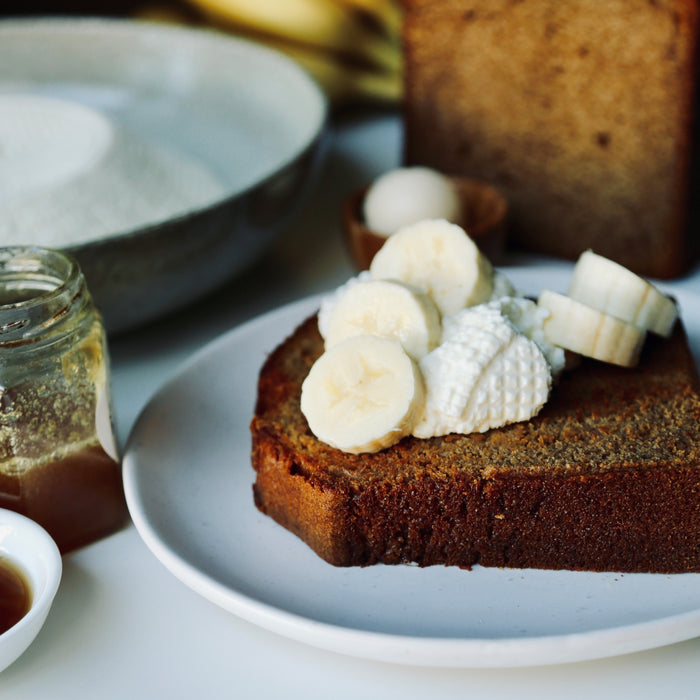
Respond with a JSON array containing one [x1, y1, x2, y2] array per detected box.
[[253, 315, 700, 483]]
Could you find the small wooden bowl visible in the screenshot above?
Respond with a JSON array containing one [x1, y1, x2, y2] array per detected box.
[[343, 176, 509, 270]]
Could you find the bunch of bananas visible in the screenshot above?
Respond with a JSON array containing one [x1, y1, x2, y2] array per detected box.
[[136, 0, 402, 105]]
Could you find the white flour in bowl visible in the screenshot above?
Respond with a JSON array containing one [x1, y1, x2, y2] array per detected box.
[[0, 94, 227, 247]]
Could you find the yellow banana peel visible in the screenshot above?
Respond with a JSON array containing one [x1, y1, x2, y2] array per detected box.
[[259, 35, 401, 104], [338, 0, 402, 39], [134, 0, 402, 105], [189, 0, 400, 74]]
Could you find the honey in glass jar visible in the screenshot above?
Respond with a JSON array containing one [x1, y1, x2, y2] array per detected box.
[[0, 246, 128, 553]]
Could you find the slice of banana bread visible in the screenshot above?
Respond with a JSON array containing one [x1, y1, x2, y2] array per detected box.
[[250, 314, 700, 572], [401, 0, 700, 279]]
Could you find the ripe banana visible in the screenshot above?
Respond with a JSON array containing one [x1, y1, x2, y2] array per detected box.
[[300, 335, 425, 454], [188, 0, 401, 74], [251, 35, 401, 104], [317, 271, 371, 339], [414, 304, 551, 438], [337, 0, 402, 39], [568, 250, 678, 337], [538, 290, 646, 367], [369, 219, 494, 317], [323, 278, 441, 360]]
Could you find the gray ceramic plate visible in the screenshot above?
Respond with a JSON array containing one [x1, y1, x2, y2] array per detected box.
[[0, 18, 327, 333]]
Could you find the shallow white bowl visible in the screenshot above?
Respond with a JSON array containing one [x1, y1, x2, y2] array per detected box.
[[0, 17, 328, 333], [0, 509, 62, 673]]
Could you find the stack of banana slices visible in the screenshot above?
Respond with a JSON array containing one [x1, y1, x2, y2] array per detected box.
[[137, 0, 402, 104], [301, 219, 679, 455], [540, 250, 678, 367]]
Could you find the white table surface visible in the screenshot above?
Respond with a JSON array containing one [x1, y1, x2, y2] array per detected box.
[[6, 111, 700, 698]]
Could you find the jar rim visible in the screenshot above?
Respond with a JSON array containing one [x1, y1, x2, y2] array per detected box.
[[0, 246, 87, 344]]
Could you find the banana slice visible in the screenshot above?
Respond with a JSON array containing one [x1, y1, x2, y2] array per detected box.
[[568, 250, 678, 337], [323, 279, 441, 359], [538, 290, 646, 367], [317, 271, 371, 339], [414, 304, 551, 438], [369, 219, 494, 316], [300, 335, 425, 454]]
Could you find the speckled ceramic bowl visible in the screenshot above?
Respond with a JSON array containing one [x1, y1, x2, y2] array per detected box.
[[0, 18, 327, 333]]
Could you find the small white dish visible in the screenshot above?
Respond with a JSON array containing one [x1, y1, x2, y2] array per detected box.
[[0, 509, 62, 673]]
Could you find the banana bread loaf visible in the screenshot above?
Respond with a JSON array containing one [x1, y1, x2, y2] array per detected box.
[[250, 313, 700, 572], [401, 0, 700, 279]]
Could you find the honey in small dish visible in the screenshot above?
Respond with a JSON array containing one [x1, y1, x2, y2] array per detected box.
[[0, 558, 31, 635]]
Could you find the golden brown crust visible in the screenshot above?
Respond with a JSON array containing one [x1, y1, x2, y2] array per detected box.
[[250, 314, 700, 572], [400, 0, 700, 279]]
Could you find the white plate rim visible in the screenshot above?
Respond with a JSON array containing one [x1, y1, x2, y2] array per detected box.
[[123, 266, 700, 668]]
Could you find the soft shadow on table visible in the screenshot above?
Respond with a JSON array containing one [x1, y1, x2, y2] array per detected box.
[[2, 558, 100, 678], [293, 635, 700, 700]]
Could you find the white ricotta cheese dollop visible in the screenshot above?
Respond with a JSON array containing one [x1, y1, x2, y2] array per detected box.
[[413, 301, 552, 438]]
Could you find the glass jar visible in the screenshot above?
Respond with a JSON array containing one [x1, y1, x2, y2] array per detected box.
[[0, 246, 127, 553]]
